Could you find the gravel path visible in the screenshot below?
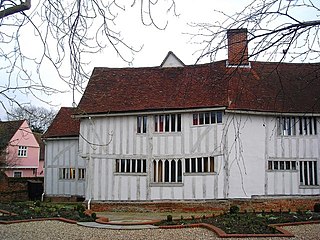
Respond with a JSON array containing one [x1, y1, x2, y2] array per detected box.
[[0, 221, 319, 240]]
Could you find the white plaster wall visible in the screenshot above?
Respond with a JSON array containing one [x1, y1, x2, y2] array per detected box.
[[265, 117, 320, 195], [44, 138, 86, 197], [80, 112, 225, 201]]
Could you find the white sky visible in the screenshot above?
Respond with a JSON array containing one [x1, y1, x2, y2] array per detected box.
[[0, 0, 316, 119]]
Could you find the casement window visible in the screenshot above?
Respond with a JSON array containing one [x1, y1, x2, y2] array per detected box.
[[154, 114, 181, 133], [299, 161, 318, 186], [78, 168, 86, 180], [13, 171, 22, 178], [153, 159, 183, 183], [268, 160, 297, 171], [277, 116, 317, 136], [185, 157, 215, 173], [18, 146, 27, 157], [59, 168, 76, 180], [137, 116, 147, 133], [115, 159, 146, 173], [193, 111, 223, 126]]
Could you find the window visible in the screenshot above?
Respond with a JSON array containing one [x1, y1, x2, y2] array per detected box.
[[78, 168, 86, 180], [153, 159, 182, 183], [137, 116, 147, 133], [185, 157, 215, 173], [13, 171, 22, 178], [155, 114, 181, 133], [115, 159, 146, 173], [18, 146, 27, 157], [299, 161, 318, 186], [268, 160, 296, 171], [278, 116, 317, 136], [193, 111, 223, 126], [59, 168, 76, 180]]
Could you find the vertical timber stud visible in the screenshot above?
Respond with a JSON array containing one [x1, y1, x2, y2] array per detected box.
[[147, 115, 153, 200]]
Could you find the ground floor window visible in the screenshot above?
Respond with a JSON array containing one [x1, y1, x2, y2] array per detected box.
[[185, 157, 215, 173], [299, 161, 318, 186], [59, 168, 76, 180], [268, 160, 297, 171], [153, 159, 182, 183], [115, 159, 146, 173], [78, 168, 86, 180]]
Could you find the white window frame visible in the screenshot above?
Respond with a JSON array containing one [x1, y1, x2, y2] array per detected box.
[[154, 114, 181, 133], [18, 146, 27, 157], [78, 168, 86, 180], [115, 159, 147, 174], [192, 111, 223, 126], [13, 171, 22, 178], [277, 116, 317, 136], [59, 168, 76, 180], [137, 115, 147, 134], [299, 160, 318, 186]]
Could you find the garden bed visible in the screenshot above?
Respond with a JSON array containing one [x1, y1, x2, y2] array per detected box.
[[156, 210, 320, 234], [0, 201, 95, 222]]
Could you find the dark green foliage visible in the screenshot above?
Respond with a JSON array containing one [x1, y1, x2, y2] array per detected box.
[[229, 205, 240, 214], [314, 203, 320, 212], [91, 212, 97, 220], [166, 215, 172, 222], [0, 202, 95, 222]]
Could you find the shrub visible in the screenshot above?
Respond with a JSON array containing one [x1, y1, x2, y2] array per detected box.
[[76, 204, 85, 213], [314, 203, 320, 213], [230, 205, 240, 214], [34, 200, 41, 207], [166, 215, 173, 222], [91, 212, 97, 220]]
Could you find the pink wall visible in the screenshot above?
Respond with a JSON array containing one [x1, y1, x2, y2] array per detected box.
[[4, 120, 41, 178]]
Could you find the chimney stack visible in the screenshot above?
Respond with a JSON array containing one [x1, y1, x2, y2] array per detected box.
[[227, 29, 249, 66]]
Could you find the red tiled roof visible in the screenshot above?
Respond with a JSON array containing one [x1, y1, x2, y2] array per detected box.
[[77, 60, 320, 115], [43, 107, 80, 139], [0, 120, 24, 150]]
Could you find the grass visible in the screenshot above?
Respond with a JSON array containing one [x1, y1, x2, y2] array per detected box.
[[0, 201, 95, 222]]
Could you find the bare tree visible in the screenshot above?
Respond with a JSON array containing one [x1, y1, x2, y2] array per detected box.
[[7, 105, 57, 133], [189, 0, 320, 63], [0, 0, 178, 115]]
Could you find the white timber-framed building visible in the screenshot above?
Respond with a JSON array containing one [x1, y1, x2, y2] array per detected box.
[[44, 29, 320, 203]]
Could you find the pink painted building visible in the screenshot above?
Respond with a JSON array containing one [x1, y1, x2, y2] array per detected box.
[[0, 120, 41, 177]]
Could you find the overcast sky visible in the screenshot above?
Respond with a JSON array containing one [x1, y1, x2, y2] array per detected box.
[[1, 0, 315, 120]]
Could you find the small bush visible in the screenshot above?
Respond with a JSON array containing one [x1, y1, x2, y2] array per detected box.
[[76, 204, 85, 213], [166, 215, 173, 222], [91, 212, 97, 220], [34, 200, 41, 207], [230, 205, 240, 214], [314, 203, 320, 213], [191, 215, 195, 220]]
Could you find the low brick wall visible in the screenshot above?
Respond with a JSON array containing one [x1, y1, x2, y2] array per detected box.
[[0, 172, 44, 202], [89, 196, 320, 213]]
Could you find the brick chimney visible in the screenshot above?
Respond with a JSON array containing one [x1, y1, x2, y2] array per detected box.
[[227, 28, 249, 66]]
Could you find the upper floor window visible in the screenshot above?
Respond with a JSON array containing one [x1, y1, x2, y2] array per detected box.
[[193, 111, 223, 126], [137, 116, 147, 133], [155, 114, 181, 133], [18, 146, 27, 157], [13, 171, 22, 178], [268, 160, 297, 171], [277, 116, 317, 136]]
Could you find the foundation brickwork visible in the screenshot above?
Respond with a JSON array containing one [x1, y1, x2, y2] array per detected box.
[[89, 196, 320, 213]]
